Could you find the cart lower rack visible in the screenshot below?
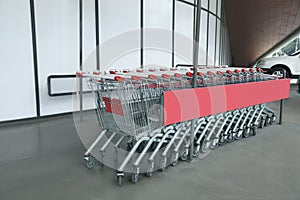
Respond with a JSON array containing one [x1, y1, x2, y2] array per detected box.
[[77, 66, 290, 186]]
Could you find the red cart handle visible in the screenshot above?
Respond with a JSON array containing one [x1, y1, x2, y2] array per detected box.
[[93, 71, 101, 75], [186, 72, 193, 77], [76, 71, 85, 77], [256, 68, 262, 72], [109, 70, 117, 74], [197, 72, 204, 76], [207, 71, 214, 76], [216, 71, 223, 75], [131, 75, 141, 81], [226, 70, 232, 74], [162, 74, 170, 79], [114, 76, 125, 82], [148, 74, 157, 80], [249, 68, 255, 73]]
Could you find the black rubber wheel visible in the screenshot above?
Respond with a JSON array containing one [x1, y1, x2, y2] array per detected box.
[[131, 173, 139, 184], [233, 131, 243, 140], [180, 150, 189, 161], [218, 133, 226, 146], [170, 158, 178, 166], [117, 175, 124, 186], [85, 155, 96, 169], [210, 139, 219, 149], [243, 127, 250, 138], [252, 126, 258, 136], [226, 131, 234, 143], [258, 117, 265, 129], [265, 117, 271, 127], [270, 67, 290, 78], [271, 115, 276, 125], [145, 169, 153, 177], [193, 147, 200, 157], [201, 140, 210, 153]]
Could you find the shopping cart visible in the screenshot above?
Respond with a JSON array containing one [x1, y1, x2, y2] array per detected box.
[[77, 66, 290, 186]]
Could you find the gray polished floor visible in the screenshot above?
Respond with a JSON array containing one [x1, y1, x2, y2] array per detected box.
[[1, 85, 300, 200]]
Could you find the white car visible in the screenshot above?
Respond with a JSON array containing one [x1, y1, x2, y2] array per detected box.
[[256, 50, 300, 78]]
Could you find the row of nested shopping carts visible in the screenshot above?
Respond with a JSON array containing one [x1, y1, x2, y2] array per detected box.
[[77, 65, 279, 186]]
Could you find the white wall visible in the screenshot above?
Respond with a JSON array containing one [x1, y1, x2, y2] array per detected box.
[[0, 0, 232, 122], [208, 13, 216, 65], [199, 10, 208, 65], [99, 0, 140, 70], [0, 0, 37, 121], [144, 0, 173, 67], [35, 0, 79, 116], [174, 1, 194, 65]]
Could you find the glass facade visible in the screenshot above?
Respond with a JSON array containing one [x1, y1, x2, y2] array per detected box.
[[173, 0, 232, 66]]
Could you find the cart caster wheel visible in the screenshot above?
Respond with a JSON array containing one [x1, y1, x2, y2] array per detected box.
[[210, 140, 219, 149], [131, 173, 139, 184], [201, 141, 210, 153], [226, 132, 234, 143], [258, 118, 264, 129], [265, 117, 270, 126], [252, 126, 258, 136], [117, 175, 124, 186], [180, 150, 189, 161], [218, 135, 226, 146], [243, 127, 250, 138], [84, 155, 96, 169], [145, 171, 153, 177], [193, 147, 200, 157], [271, 115, 276, 124], [234, 131, 242, 140], [160, 166, 166, 172], [170, 159, 178, 166]]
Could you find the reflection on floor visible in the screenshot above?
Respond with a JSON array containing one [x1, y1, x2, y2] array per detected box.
[[0, 85, 300, 200]]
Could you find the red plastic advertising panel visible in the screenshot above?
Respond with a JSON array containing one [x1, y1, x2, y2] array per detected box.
[[164, 79, 290, 126]]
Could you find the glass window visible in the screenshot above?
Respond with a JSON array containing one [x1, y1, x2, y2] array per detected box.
[[210, 0, 217, 14], [144, 0, 172, 67], [219, 24, 224, 65], [182, 0, 196, 4], [144, 0, 172, 29], [201, 0, 208, 9], [217, 0, 222, 17], [174, 2, 194, 65], [100, 0, 140, 68], [273, 36, 300, 57], [1, 0, 37, 120], [215, 19, 221, 65], [207, 14, 216, 65], [199, 10, 207, 65]]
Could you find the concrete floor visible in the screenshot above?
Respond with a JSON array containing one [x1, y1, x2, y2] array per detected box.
[[1, 85, 300, 200]]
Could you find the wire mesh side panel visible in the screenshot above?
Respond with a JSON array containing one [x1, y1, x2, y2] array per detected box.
[[113, 79, 164, 138]]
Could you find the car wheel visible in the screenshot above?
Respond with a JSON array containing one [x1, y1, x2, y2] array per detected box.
[[270, 67, 290, 78]]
